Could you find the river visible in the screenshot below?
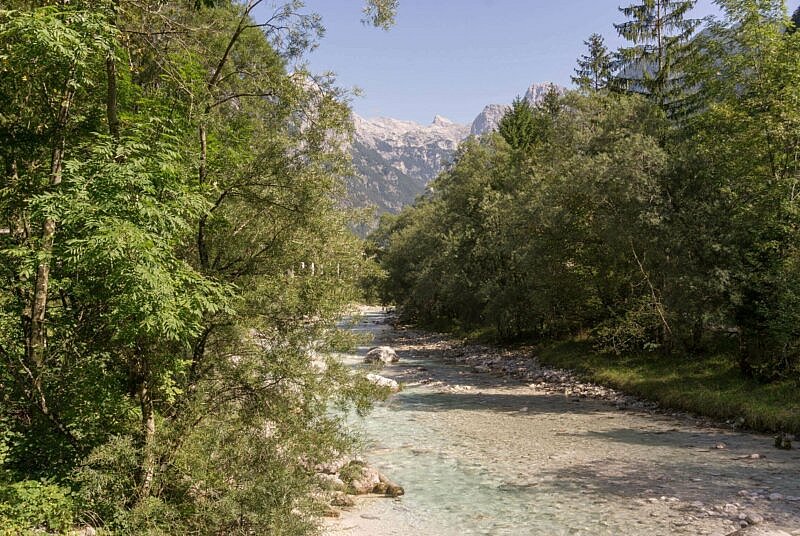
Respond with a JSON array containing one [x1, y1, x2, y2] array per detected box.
[[325, 307, 800, 536]]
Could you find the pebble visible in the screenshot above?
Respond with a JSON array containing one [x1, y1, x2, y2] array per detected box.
[[768, 493, 784, 501], [745, 513, 764, 525]]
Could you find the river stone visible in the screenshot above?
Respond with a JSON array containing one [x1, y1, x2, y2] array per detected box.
[[728, 527, 792, 536], [340, 461, 381, 494], [364, 346, 398, 364], [365, 373, 400, 392], [330, 491, 356, 507], [377, 472, 404, 497], [745, 513, 764, 525], [315, 455, 351, 475], [316, 472, 346, 492]]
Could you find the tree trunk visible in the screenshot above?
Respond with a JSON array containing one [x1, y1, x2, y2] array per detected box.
[[197, 124, 209, 270], [138, 358, 157, 500], [106, 55, 120, 141], [30, 81, 75, 368]]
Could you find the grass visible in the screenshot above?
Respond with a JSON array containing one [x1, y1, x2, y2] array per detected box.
[[537, 340, 800, 435]]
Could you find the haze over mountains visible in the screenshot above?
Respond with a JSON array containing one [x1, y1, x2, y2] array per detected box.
[[347, 82, 564, 217]]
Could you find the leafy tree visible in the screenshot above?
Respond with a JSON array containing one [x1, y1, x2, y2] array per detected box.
[[363, 0, 399, 29], [677, 0, 800, 376], [0, 0, 386, 532], [572, 33, 615, 91]]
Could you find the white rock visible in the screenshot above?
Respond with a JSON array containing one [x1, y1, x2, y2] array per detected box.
[[364, 346, 398, 364], [365, 373, 400, 392]]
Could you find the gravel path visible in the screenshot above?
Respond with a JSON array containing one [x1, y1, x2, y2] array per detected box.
[[324, 307, 800, 536]]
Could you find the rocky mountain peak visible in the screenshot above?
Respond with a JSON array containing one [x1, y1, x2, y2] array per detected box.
[[470, 104, 509, 136], [432, 114, 454, 126], [347, 82, 568, 227], [469, 82, 566, 136], [523, 81, 563, 105]]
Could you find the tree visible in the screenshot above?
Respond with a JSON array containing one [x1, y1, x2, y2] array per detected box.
[[678, 0, 800, 376], [614, 0, 701, 106], [497, 97, 538, 152], [572, 33, 614, 91], [0, 1, 384, 532]]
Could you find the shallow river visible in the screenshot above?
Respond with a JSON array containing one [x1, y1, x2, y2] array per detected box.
[[326, 307, 800, 536]]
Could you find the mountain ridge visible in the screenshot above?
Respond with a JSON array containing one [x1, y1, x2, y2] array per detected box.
[[347, 82, 565, 221]]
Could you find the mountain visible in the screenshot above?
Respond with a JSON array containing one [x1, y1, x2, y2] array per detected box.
[[470, 82, 565, 135], [470, 104, 508, 136], [346, 82, 565, 223], [347, 114, 469, 214]]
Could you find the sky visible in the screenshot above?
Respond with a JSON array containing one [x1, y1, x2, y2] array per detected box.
[[255, 1, 723, 125]]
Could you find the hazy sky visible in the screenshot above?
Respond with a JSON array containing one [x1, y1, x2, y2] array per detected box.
[[256, 1, 723, 124]]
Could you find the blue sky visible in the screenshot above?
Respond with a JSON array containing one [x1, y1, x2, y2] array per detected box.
[[257, 1, 722, 124]]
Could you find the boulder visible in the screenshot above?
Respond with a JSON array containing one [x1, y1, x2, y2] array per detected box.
[[339, 461, 381, 495], [364, 346, 398, 364], [774, 432, 792, 450], [330, 491, 355, 507], [316, 472, 346, 492], [365, 373, 400, 392], [377, 472, 404, 497], [314, 455, 351, 475]]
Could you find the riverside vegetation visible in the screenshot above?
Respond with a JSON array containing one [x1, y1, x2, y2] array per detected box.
[[0, 0, 399, 534], [370, 1, 800, 433]]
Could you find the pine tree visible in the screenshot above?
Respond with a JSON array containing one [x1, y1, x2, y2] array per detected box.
[[791, 5, 800, 32], [498, 97, 538, 151], [614, 0, 701, 105], [572, 33, 614, 91]]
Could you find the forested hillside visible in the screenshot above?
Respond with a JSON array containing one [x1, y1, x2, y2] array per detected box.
[[374, 0, 800, 384], [0, 0, 395, 533]]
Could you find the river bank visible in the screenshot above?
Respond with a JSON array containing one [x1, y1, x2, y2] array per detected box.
[[325, 307, 800, 535]]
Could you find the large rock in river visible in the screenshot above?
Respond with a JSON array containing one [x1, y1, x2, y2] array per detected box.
[[364, 346, 398, 364], [339, 461, 381, 494], [366, 373, 400, 392]]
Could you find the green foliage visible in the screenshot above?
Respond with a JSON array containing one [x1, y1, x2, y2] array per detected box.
[[572, 33, 614, 91], [362, 0, 399, 29], [379, 92, 670, 343], [1, 1, 382, 534], [497, 97, 538, 152], [614, 0, 701, 106], [0, 479, 74, 535], [376, 0, 800, 395], [539, 340, 800, 434]]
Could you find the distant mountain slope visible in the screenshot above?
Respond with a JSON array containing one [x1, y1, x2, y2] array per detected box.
[[347, 114, 469, 214], [470, 82, 565, 135], [346, 82, 565, 221]]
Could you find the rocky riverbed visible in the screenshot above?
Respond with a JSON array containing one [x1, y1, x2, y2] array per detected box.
[[324, 307, 800, 536]]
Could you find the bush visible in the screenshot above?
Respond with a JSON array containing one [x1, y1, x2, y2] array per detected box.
[[0, 479, 74, 534]]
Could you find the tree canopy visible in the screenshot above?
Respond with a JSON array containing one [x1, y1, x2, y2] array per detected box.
[[0, 1, 385, 533]]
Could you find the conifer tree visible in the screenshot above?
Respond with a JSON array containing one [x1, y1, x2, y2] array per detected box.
[[572, 33, 614, 91], [614, 0, 701, 105], [497, 97, 538, 151]]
